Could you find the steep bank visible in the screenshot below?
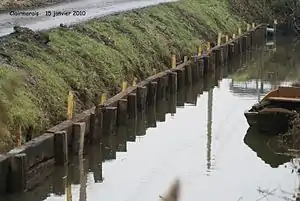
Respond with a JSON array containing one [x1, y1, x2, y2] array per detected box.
[[0, 0, 246, 152]]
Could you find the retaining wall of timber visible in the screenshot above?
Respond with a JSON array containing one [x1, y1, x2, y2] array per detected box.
[[0, 23, 267, 196]]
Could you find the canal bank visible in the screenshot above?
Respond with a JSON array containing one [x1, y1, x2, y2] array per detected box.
[[0, 21, 265, 195], [2, 35, 300, 201], [0, 0, 248, 151]]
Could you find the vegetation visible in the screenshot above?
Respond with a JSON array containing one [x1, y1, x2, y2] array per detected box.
[[230, 37, 300, 82], [0, 0, 247, 152], [229, 0, 300, 34], [0, 0, 60, 10]]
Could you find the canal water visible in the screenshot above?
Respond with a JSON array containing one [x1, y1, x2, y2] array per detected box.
[[2, 36, 300, 201]]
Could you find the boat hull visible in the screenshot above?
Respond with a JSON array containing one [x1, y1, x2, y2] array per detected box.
[[244, 108, 296, 135]]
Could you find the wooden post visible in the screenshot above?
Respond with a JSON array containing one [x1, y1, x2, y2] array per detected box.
[[172, 55, 176, 68], [184, 65, 192, 86], [168, 71, 177, 94], [156, 99, 167, 122], [247, 24, 251, 31], [89, 110, 96, 143], [67, 91, 74, 120], [183, 56, 188, 63], [72, 122, 86, 155], [156, 77, 166, 101], [54, 131, 68, 165], [207, 42, 211, 52], [217, 32, 222, 46], [126, 119, 137, 142], [116, 126, 127, 152], [52, 166, 67, 195], [100, 93, 107, 105], [273, 19, 277, 39], [197, 45, 202, 56], [198, 58, 205, 77], [122, 81, 127, 92], [127, 93, 137, 120], [168, 92, 177, 114], [176, 69, 185, 90], [186, 85, 197, 105], [94, 107, 103, 141], [220, 47, 224, 64], [213, 49, 221, 68], [224, 44, 229, 63], [117, 99, 128, 126], [147, 106, 157, 128], [162, 76, 168, 100], [136, 86, 147, 112], [225, 35, 229, 43], [242, 36, 247, 54], [147, 82, 157, 106], [203, 55, 209, 75], [191, 61, 199, 83], [176, 86, 185, 107], [15, 125, 22, 147], [8, 153, 27, 193], [228, 43, 234, 62], [102, 106, 117, 136], [66, 182, 72, 201], [238, 27, 242, 35], [136, 112, 146, 136], [132, 77, 137, 87]]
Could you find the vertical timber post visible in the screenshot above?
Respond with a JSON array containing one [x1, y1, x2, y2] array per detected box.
[[54, 131, 68, 165], [8, 153, 27, 193]]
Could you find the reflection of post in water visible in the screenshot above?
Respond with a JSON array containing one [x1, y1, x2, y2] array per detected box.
[[66, 156, 89, 201], [102, 131, 117, 160], [88, 144, 103, 183], [136, 112, 147, 137], [126, 118, 137, 141], [214, 67, 221, 88], [189, 79, 204, 102], [52, 166, 68, 196], [167, 91, 177, 115], [203, 73, 214, 92], [116, 126, 127, 152], [65, 139, 85, 201], [79, 142, 87, 201], [66, 181, 72, 201], [156, 99, 167, 122], [223, 62, 229, 78], [176, 86, 186, 107], [206, 88, 213, 172], [146, 105, 157, 128], [186, 84, 197, 105]]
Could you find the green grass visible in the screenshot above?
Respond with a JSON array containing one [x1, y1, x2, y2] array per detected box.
[[0, 0, 247, 152]]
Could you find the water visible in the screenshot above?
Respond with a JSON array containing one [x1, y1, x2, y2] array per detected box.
[[2, 36, 300, 201]]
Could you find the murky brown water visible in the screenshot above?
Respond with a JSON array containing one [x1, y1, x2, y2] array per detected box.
[[2, 36, 300, 201]]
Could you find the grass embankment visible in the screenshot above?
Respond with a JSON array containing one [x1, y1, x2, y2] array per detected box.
[[0, 0, 62, 10], [0, 0, 245, 152]]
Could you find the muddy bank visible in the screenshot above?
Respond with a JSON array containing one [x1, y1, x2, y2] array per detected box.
[[0, 0, 247, 152]]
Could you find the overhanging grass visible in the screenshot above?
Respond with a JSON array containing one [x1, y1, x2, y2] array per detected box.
[[0, 0, 246, 152]]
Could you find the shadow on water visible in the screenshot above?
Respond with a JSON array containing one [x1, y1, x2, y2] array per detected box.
[[4, 36, 300, 201]]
